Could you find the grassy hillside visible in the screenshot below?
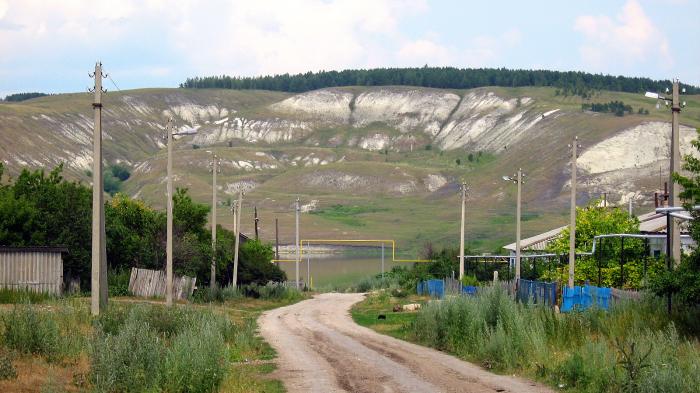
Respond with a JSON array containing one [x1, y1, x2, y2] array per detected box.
[[2, 85, 699, 254]]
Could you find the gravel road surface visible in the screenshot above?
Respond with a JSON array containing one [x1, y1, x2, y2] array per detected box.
[[259, 293, 554, 393]]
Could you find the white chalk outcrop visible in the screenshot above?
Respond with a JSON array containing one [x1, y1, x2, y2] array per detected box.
[[352, 88, 460, 135], [270, 89, 352, 123], [578, 122, 698, 174], [436, 91, 544, 151]]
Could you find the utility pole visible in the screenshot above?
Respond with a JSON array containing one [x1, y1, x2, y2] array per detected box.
[[459, 181, 467, 280], [568, 137, 580, 289], [254, 205, 259, 240], [381, 242, 385, 279], [295, 198, 301, 290], [644, 81, 686, 268], [670, 80, 682, 266], [209, 153, 221, 289], [306, 245, 310, 289], [165, 118, 174, 306], [275, 218, 280, 263], [232, 192, 243, 288], [503, 169, 524, 287], [90, 62, 108, 316], [516, 168, 522, 285]]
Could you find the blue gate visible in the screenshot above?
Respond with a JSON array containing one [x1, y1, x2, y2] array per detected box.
[[516, 279, 557, 307], [561, 285, 612, 312]]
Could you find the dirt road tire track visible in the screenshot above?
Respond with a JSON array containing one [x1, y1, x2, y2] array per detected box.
[[259, 293, 554, 393]]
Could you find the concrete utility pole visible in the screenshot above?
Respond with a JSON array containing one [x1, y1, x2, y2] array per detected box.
[[516, 169, 522, 284], [165, 118, 174, 306], [645, 81, 686, 267], [670, 81, 682, 266], [381, 242, 385, 279], [503, 169, 524, 285], [568, 136, 580, 289], [275, 218, 280, 263], [306, 246, 310, 289], [254, 205, 260, 240], [295, 198, 301, 290], [232, 192, 243, 288], [459, 182, 467, 280], [209, 153, 221, 289], [90, 62, 108, 316]]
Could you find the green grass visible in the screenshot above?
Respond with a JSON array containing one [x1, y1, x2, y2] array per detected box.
[[311, 204, 389, 227], [0, 289, 53, 304], [351, 292, 425, 340]]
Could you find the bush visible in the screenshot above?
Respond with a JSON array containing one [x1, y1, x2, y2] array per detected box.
[[162, 320, 227, 393], [1, 306, 61, 361], [90, 303, 238, 393], [107, 268, 131, 296], [90, 316, 163, 393]]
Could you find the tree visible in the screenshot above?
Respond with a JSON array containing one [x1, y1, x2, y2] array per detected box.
[[238, 239, 286, 285], [546, 200, 650, 288], [105, 194, 165, 272], [653, 128, 700, 306]]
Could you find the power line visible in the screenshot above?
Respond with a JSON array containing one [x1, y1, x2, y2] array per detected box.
[[107, 74, 121, 91]]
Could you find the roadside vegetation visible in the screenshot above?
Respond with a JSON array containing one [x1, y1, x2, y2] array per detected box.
[[353, 288, 700, 393], [0, 293, 303, 392]]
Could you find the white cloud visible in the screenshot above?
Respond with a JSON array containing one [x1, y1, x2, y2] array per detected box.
[[164, 0, 428, 76], [397, 39, 452, 65], [574, 0, 671, 70], [396, 28, 522, 69]]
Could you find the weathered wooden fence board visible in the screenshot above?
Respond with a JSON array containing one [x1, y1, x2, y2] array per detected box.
[[128, 268, 196, 300]]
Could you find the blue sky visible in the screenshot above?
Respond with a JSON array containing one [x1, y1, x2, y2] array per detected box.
[[0, 0, 698, 98]]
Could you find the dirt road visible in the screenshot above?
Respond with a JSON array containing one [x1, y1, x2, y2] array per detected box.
[[259, 293, 554, 393]]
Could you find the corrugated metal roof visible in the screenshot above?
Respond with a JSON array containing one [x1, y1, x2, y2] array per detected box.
[[502, 210, 687, 252], [0, 246, 69, 253], [503, 225, 567, 252]]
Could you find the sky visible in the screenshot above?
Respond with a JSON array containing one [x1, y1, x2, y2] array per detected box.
[[0, 0, 698, 98]]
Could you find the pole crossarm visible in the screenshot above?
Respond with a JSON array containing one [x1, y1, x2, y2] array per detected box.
[[271, 239, 432, 263]]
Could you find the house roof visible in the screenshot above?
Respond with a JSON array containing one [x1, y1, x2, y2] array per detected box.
[[503, 225, 567, 252], [0, 246, 69, 253], [502, 210, 687, 252]]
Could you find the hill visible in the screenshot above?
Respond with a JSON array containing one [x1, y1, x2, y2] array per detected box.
[[1, 85, 699, 253]]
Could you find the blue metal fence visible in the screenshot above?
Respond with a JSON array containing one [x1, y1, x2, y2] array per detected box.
[[516, 279, 558, 307], [561, 285, 612, 312], [417, 279, 445, 298], [462, 285, 478, 295]]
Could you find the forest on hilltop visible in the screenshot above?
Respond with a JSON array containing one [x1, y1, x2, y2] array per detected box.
[[180, 67, 700, 95]]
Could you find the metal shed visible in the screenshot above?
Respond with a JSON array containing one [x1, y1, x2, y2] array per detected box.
[[0, 246, 67, 295]]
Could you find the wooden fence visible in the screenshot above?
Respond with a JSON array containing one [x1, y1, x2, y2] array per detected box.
[[128, 268, 196, 300]]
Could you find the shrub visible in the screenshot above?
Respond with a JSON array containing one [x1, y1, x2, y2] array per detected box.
[[162, 320, 227, 393], [90, 316, 163, 393], [107, 268, 131, 296], [1, 306, 61, 361]]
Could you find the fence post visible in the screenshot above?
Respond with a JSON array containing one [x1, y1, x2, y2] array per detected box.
[[620, 237, 625, 288], [597, 238, 603, 287]]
